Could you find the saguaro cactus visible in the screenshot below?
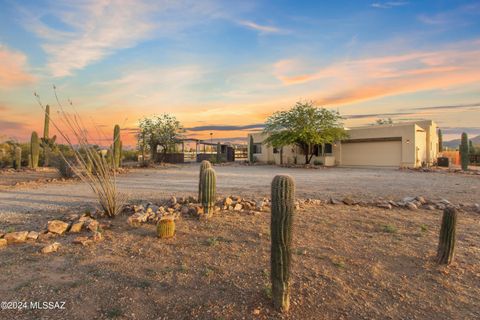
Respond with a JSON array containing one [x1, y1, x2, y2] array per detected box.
[[438, 129, 443, 152], [437, 207, 458, 265], [270, 175, 295, 312], [200, 167, 216, 218], [30, 131, 40, 169], [113, 124, 121, 168], [216, 142, 221, 163], [460, 132, 469, 171], [14, 146, 22, 170], [198, 160, 211, 201]]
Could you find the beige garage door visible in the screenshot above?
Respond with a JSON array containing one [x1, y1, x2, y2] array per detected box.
[[341, 141, 402, 167]]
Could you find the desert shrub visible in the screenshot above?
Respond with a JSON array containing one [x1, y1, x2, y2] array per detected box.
[[51, 155, 76, 178], [122, 149, 138, 162], [313, 159, 323, 166]]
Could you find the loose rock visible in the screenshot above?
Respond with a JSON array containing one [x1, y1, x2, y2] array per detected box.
[[27, 231, 39, 240], [69, 221, 84, 233], [4, 231, 29, 244], [47, 220, 69, 235], [41, 242, 60, 254], [0, 239, 7, 247]]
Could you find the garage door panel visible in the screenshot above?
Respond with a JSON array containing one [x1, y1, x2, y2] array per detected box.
[[341, 141, 401, 166]]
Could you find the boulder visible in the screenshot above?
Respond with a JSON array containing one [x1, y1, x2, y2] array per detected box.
[[86, 220, 99, 232], [329, 197, 342, 205], [234, 203, 243, 211], [69, 221, 84, 233], [224, 197, 233, 206], [41, 242, 60, 254], [4, 231, 29, 244], [27, 231, 39, 240], [415, 196, 427, 204], [38, 232, 56, 241], [406, 202, 418, 211], [180, 206, 189, 215], [0, 239, 7, 247], [73, 236, 93, 246], [377, 202, 392, 210], [47, 220, 69, 235], [343, 197, 356, 205], [91, 232, 103, 242], [168, 196, 177, 207]]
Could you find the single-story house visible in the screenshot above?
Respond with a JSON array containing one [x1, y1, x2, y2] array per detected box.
[[248, 120, 438, 168]]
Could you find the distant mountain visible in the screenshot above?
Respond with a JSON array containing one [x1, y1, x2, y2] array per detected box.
[[443, 135, 480, 149]]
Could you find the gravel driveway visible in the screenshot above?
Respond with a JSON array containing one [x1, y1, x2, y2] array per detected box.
[[0, 164, 479, 219]]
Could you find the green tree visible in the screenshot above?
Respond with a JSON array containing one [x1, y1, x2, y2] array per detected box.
[[137, 114, 184, 163], [438, 129, 443, 152], [263, 101, 348, 164], [459, 132, 469, 170]]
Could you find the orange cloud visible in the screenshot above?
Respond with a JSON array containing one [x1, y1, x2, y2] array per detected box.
[[0, 45, 36, 87], [274, 42, 480, 106]]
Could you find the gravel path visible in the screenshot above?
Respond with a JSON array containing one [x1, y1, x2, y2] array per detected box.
[[0, 164, 479, 219]]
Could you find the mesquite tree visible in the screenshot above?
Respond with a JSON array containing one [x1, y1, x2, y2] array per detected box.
[[263, 101, 348, 164]]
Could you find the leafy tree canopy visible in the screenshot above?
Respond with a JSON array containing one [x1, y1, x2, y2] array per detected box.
[[263, 101, 348, 164], [137, 114, 184, 157]]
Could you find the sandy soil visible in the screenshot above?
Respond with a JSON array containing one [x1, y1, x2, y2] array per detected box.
[[0, 204, 479, 319], [0, 164, 478, 218]]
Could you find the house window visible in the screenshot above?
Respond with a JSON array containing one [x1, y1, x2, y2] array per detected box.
[[253, 143, 262, 154], [314, 143, 333, 156]]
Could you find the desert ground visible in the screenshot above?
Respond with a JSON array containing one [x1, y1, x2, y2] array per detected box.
[[0, 164, 479, 319]]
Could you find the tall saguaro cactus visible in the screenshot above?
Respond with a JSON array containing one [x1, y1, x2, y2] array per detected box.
[[41, 104, 56, 167], [438, 129, 443, 152], [200, 167, 216, 218], [270, 174, 295, 312], [198, 160, 211, 201], [14, 146, 22, 170], [459, 132, 469, 171], [437, 207, 458, 265], [30, 131, 40, 169], [113, 124, 121, 168]]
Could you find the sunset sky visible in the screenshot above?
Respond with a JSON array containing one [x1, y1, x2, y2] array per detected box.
[[1, 0, 480, 146]]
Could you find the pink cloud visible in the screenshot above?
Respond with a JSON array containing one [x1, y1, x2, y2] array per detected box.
[[0, 45, 36, 87]]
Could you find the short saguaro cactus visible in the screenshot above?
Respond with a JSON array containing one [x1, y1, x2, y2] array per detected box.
[[14, 146, 22, 170], [200, 167, 216, 218], [198, 160, 212, 201], [270, 174, 295, 312], [437, 207, 458, 265]]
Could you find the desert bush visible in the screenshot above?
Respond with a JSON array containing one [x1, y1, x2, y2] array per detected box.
[[270, 174, 295, 312], [313, 159, 323, 166], [51, 155, 76, 178]]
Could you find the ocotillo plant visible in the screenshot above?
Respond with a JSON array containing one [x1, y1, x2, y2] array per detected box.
[[14, 146, 22, 170], [270, 174, 295, 312], [113, 124, 121, 168], [30, 131, 40, 169], [460, 132, 469, 171], [437, 207, 458, 265], [198, 160, 211, 201], [200, 167, 216, 218]]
